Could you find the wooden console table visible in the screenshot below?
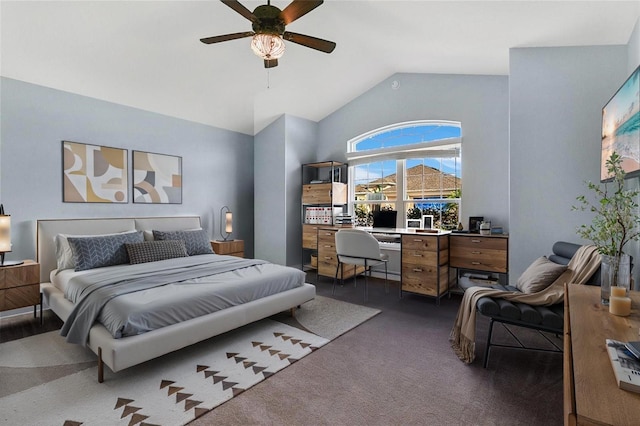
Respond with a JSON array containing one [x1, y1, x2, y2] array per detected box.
[[564, 284, 640, 425]]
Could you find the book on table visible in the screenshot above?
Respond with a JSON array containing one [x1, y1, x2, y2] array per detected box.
[[606, 339, 640, 394], [626, 341, 640, 359]]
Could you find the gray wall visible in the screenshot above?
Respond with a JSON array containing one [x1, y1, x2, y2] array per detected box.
[[0, 77, 255, 263], [508, 46, 629, 281], [316, 73, 510, 232], [284, 115, 318, 266], [254, 114, 316, 266], [624, 18, 640, 287], [254, 116, 287, 265], [629, 18, 639, 74]]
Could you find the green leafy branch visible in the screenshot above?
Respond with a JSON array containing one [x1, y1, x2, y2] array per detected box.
[[572, 151, 640, 258]]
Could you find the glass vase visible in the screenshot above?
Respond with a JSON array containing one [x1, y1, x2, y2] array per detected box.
[[600, 254, 631, 305]]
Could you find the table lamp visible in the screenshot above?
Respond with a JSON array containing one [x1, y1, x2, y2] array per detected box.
[[219, 206, 233, 241], [0, 204, 24, 267]]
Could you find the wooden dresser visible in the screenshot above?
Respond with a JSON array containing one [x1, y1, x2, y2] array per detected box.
[[564, 284, 640, 425], [449, 234, 508, 276], [0, 260, 40, 313], [401, 233, 450, 301]]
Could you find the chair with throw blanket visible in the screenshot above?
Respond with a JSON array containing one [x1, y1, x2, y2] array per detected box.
[[451, 242, 602, 367], [333, 228, 391, 302]]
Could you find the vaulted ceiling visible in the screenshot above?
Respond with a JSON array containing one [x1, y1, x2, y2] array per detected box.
[[2, 1, 638, 135]]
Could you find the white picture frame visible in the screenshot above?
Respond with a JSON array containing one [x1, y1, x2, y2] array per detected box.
[[406, 219, 422, 229], [422, 215, 434, 229]]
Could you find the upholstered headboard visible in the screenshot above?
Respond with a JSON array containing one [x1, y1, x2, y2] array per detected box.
[[37, 216, 201, 282]]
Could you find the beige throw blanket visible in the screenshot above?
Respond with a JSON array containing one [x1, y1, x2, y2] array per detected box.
[[450, 245, 601, 364]]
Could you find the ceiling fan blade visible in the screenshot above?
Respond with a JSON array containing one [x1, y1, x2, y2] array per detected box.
[[200, 31, 254, 44], [220, 0, 257, 22], [280, 0, 323, 25], [264, 59, 279, 68], [283, 31, 336, 53]]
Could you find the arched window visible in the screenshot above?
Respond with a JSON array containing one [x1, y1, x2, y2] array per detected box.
[[347, 120, 462, 229]]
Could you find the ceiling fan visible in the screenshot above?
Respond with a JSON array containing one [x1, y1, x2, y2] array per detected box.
[[200, 0, 336, 68]]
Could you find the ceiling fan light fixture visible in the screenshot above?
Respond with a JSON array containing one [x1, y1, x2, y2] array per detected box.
[[250, 34, 285, 60]]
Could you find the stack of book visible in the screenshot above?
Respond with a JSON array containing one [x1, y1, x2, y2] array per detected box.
[[334, 213, 353, 225]]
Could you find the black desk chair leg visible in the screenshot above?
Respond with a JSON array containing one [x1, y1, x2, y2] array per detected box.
[[332, 261, 342, 295]]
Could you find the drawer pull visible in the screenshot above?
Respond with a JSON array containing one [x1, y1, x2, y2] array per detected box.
[[325, 233, 332, 236], [413, 268, 423, 273], [471, 251, 481, 254], [413, 239, 423, 242], [471, 239, 481, 243], [471, 261, 481, 265], [413, 254, 423, 257], [324, 257, 332, 260], [324, 245, 332, 248]]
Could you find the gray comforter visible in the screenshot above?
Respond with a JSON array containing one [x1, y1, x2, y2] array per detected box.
[[60, 255, 305, 346]]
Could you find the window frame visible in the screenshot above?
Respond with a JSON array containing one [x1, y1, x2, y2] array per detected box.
[[347, 120, 462, 229]]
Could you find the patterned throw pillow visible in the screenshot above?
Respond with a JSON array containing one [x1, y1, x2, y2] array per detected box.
[[55, 230, 138, 272], [152, 229, 214, 256], [125, 240, 189, 264], [68, 231, 144, 271]]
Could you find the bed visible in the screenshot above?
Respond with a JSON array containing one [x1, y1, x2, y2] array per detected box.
[[38, 216, 315, 382]]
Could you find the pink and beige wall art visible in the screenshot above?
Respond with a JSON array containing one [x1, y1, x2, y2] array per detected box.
[[62, 141, 128, 203], [132, 151, 182, 204]]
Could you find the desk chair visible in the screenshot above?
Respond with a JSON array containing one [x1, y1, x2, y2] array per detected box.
[[333, 228, 390, 302]]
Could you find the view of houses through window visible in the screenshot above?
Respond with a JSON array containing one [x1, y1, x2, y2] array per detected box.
[[347, 121, 462, 229]]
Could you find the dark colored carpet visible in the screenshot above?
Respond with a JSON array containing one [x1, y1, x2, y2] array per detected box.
[[191, 274, 563, 425], [1, 274, 562, 425]]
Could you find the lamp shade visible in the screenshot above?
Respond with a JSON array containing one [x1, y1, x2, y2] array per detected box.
[[225, 211, 233, 234], [250, 34, 285, 60], [0, 213, 10, 253]]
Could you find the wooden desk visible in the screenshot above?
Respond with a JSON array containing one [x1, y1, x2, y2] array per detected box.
[[316, 227, 451, 302], [565, 285, 640, 425]]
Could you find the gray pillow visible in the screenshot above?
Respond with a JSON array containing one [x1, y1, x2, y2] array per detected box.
[[68, 231, 144, 271], [516, 256, 568, 294], [125, 240, 188, 265], [152, 229, 213, 256]]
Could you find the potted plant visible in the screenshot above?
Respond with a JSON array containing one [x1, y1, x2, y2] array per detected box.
[[573, 151, 640, 303]]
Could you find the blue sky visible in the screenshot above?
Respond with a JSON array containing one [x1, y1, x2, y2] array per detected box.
[[354, 124, 462, 182]]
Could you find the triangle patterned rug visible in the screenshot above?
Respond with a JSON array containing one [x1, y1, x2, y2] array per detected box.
[[0, 296, 380, 425]]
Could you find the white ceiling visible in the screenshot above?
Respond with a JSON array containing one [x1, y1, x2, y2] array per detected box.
[[1, 1, 639, 135]]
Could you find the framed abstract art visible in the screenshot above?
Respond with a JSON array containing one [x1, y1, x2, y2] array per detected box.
[[62, 141, 128, 203], [132, 150, 182, 204]]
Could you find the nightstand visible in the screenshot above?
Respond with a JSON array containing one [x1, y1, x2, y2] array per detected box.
[[0, 260, 41, 319], [211, 240, 244, 258]]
